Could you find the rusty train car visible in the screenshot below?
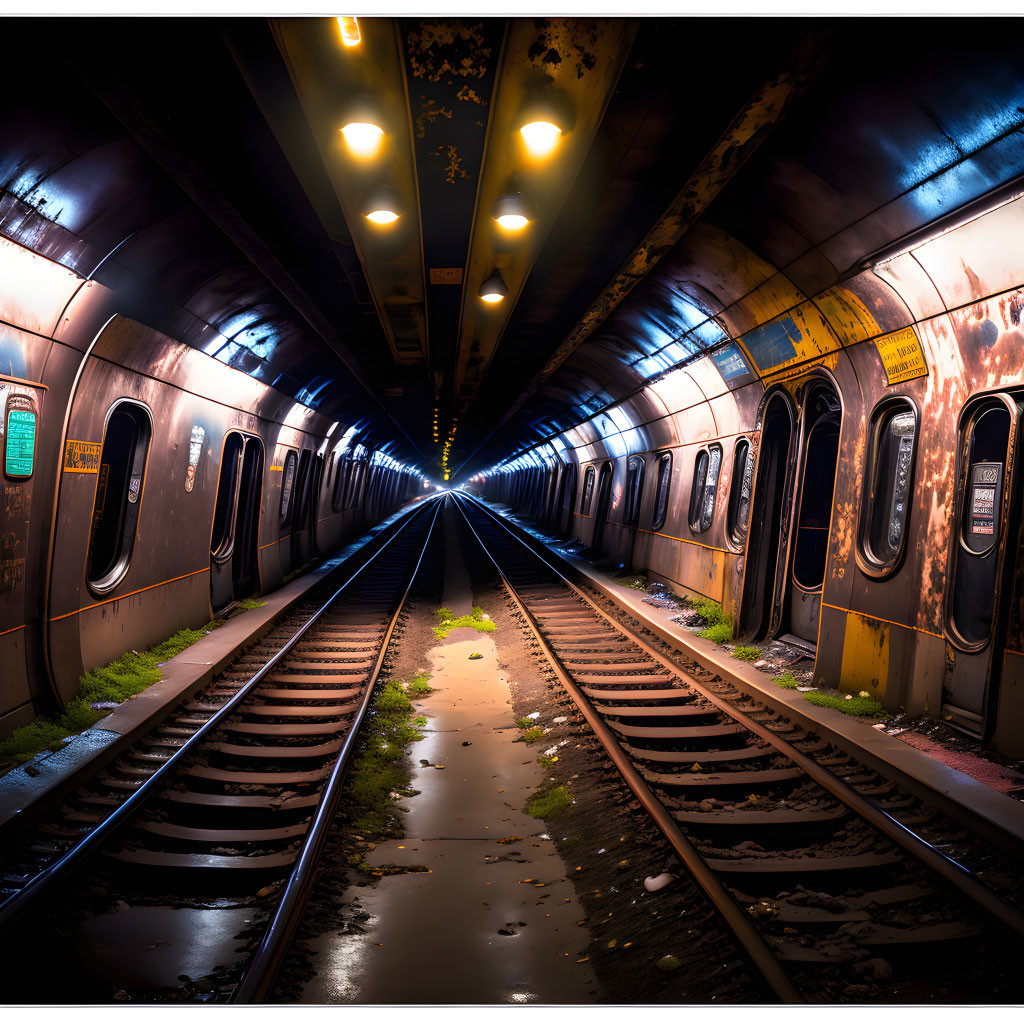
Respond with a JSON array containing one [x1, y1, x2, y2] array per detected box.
[[0, 238, 421, 736], [476, 138, 1024, 760]]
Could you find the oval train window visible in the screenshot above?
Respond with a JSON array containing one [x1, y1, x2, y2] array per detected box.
[[580, 465, 596, 514], [625, 455, 645, 525], [651, 453, 672, 531], [727, 438, 753, 545], [689, 444, 722, 534], [279, 450, 298, 524]]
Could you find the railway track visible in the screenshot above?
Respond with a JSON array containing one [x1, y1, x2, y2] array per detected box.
[[452, 492, 1024, 1003], [0, 494, 443, 1003]]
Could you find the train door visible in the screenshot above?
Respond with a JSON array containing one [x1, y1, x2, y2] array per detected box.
[[624, 455, 645, 568], [738, 391, 796, 640], [557, 463, 577, 536], [786, 381, 842, 645], [590, 461, 614, 553], [210, 431, 263, 613], [309, 453, 325, 557], [943, 392, 1024, 739]]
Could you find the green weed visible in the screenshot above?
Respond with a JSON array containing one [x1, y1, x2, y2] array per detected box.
[[237, 598, 267, 611], [613, 575, 647, 591], [692, 597, 729, 627], [413, 715, 428, 727], [775, 673, 800, 690], [0, 620, 223, 767], [697, 623, 733, 643], [515, 717, 533, 729], [407, 675, 433, 696], [343, 678, 424, 841], [537, 754, 558, 770], [732, 646, 761, 662], [525, 785, 572, 819], [522, 727, 544, 744], [803, 691, 887, 718], [432, 603, 497, 641]]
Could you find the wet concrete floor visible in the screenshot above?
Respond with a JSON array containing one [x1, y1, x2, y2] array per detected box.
[[299, 511, 599, 1003]]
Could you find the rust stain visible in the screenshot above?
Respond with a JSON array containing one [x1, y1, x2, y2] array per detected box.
[[407, 20, 491, 82], [415, 98, 454, 138], [431, 144, 470, 184]]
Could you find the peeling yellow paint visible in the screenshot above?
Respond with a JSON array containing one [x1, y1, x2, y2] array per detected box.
[[839, 612, 889, 698]]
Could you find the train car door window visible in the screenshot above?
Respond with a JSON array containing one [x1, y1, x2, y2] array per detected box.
[[87, 402, 151, 591], [559, 462, 577, 535], [625, 456, 645, 526], [332, 456, 349, 512], [858, 400, 919, 577], [211, 433, 244, 560], [727, 438, 753, 545], [233, 439, 263, 598], [279, 450, 297, 525], [293, 449, 312, 527], [651, 453, 672, 531], [591, 462, 614, 551], [949, 401, 1013, 647], [580, 465, 596, 514]]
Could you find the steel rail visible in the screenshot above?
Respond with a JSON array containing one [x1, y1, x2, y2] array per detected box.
[[0, 494, 442, 933], [457, 493, 1024, 946], [450, 493, 802, 1004], [231, 495, 444, 1002]]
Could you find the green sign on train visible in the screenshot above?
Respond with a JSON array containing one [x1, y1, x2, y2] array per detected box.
[[5, 396, 37, 478]]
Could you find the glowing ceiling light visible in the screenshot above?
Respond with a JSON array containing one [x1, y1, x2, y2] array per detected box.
[[479, 273, 508, 304], [341, 121, 384, 158], [519, 120, 562, 158], [364, 187, 400, 225], [337, 16, 361, 46], [493, 193, 532, 232]]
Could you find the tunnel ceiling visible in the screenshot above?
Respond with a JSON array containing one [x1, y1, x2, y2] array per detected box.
[[3, 17, 1024, 479]]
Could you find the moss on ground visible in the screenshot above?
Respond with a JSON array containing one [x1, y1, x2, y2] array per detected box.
[[237, 598, 267, 610], [525, 785, 572, 819], [613, 575, 647, 591], [522, 726, 544, 744], [0, 619, 224, 767], [732, 645, 761, 662], [697, 622, 733, 643], [345, 677, 425, 840], [775, 673, 800, 689], [432, 604, 496, 641], [803, 691, 886, 718], [407, 674, 433, 696], [515, 717, 532, 729], [537, 754, 558, 770]]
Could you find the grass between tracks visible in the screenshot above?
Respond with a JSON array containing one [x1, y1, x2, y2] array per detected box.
[[345, 677, 426, 843], [432, 604, 496, 641], [0, 619, 225, 767]]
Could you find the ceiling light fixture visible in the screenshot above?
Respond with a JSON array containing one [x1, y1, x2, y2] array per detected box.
[[341, 120, 384, 159], [364, 187, 400, 225], [519, 120, 562, 157], [492, 193, 532, 232], [336, 16, 361, 47], [479, 273, 508, 304]]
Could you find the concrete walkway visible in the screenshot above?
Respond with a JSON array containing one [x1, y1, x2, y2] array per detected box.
[[300, 511, 598, 1004]]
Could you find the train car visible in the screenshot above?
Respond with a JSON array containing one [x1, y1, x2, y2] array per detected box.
[[476, 189, 1024, 761], [0, 232, 420, 737]]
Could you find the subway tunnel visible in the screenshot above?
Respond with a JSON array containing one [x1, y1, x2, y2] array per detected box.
[[3, 13, 1024, 1005]]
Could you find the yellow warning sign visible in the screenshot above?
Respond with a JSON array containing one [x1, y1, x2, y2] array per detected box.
[[874, 326, 928, 386], [63, 439, 102, 474]]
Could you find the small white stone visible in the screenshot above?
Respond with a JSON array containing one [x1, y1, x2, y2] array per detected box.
[[480, 613, 490, 620], [526, 711, 540, 720], [644, 873, 676, 893], [553, 716, 567, 724]]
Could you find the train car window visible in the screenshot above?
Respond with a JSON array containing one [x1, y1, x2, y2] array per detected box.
[[689, 445, 721, 533], [86, 402, 152, 591], [580, 465, 596, 514], [949, 400, 1013, 646], [211, 432, 244, 559], [651, 453, 672, 530], [279, 450, 298, 525], [858, 401, 918, 576], [727, 438, 753, 544], [625, 456, 645, 525]]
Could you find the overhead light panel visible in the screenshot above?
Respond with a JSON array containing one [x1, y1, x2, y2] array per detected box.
[[479, 274, 508, 304], [364, 187, 400, 225], [336, 16, 361, 47], [493, 193, 532, 232]]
